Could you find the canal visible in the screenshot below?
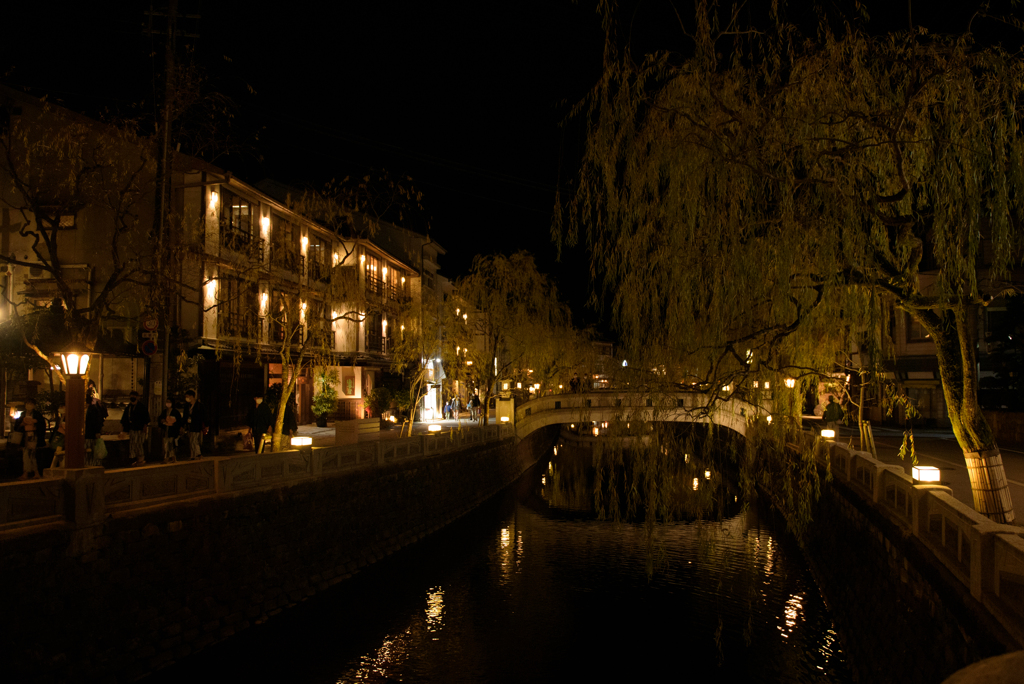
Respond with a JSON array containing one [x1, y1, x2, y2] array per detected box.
[[146, 442, 854, 683]]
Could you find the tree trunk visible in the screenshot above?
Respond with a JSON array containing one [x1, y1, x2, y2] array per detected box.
[[929, 308, 1015, 523]]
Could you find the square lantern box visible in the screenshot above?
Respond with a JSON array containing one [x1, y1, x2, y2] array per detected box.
[[912, 465, 941, 483]]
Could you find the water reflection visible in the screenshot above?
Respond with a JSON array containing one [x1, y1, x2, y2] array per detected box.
[[148, 437, 854, 684]]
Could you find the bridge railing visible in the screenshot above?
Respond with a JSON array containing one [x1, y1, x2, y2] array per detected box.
[[513, 390, 766, 439], [821, 440, 1024, 646], [0, 423, 515, 531]]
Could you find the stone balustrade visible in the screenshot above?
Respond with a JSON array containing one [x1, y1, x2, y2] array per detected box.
[[821, 440, 1024, 646], [514, 390, 763, 439], [0, 423, 514, 533]]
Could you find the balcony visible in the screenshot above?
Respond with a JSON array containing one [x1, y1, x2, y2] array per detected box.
[[308, 260, 331, 284], [269, 245, 304, 276], [366, 274, 383, 296], [365, 332, 393, 354], [223, 233, 266, 266], [218, 310, 257, 339]]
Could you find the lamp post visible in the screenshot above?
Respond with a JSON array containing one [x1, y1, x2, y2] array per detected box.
[[60, 351, 91, 469]]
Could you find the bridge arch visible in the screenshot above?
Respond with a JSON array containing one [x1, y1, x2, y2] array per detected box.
[[510, 391, 766, 441]]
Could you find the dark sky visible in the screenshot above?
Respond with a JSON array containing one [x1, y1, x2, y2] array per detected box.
[[2, 1, 606, 324], [3, 1, 1022, 331]]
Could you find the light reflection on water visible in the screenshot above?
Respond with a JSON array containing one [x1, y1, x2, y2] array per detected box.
[[328, 463, 852, 683], [147, 447, 854, 684]]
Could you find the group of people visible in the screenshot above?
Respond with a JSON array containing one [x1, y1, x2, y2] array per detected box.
[[245, 393, 297, 455], [8, 389, 207, 478], [442, 393, 482, 421]]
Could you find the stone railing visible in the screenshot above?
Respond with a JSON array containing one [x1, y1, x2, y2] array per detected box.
[[513, 390, 765, 440], [820, 440, 1024, 647], [0, 424, 514, 532]]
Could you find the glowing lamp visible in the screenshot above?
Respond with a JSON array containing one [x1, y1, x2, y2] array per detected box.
[[300, 236, 309, 254], [692, 478, 699, 491], [260, 216, 270, 237], [428, 424, 443, 432], [209, 190, 218, 209], [684, 453, 690, 463], [502, 381, 510, 391], [785, 377, 796, 388], [553, 446, 558, 455], [705, 469, 711, 480], [541, 475, 546, 485], [389, 415, 397, 423], [290, 436, 312, 447], [722, 384, 731, 392], [912, 465, 941, 483], [60, 352, 91, 377], [820, 429, 835, 439], [766, 415, 773, 424], [500, 416, 510, 423], [516, 382, 522, 389], [592, 427, 599, 436]]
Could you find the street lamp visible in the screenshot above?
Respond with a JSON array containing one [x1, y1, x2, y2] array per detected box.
[[59, 350, 91, 469]]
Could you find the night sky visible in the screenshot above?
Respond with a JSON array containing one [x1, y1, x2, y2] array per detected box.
[[3, 1, 1021, 331]]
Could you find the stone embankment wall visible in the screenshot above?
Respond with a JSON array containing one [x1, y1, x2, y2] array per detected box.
[[798, 441, 1024, 683], [0, 426, 558, 683]]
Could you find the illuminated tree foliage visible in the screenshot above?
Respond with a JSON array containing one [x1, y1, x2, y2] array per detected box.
[[455, 251, 579, 424], [559, 4, 1024, 522]]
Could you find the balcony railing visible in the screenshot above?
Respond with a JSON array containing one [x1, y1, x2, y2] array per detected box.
[[365, 332, 393, 354], [366, 274, 382, 296], [219, 310, 257, 339], [269, 245, 304, 275], [308, 260, 331, 284]]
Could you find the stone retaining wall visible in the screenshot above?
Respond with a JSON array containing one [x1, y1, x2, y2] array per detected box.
[[0, 425, 558, 682], [799, 441, 1023, 683]]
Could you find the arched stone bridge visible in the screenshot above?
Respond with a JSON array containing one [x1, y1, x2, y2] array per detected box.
[[510, 390, 767, 440]]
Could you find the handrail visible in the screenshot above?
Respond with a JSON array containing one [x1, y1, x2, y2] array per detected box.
[[817, 438, 1024, 647], [0, 423, 515, 532]]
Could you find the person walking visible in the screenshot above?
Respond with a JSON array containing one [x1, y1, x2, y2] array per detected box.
[[246, 395, 272, 454], [121, 391, 151, 466], [85, 396, 108, 466], [182, 390, 205, 460], [823, 395, 844, 432], [158, 399, 182, 463], [14, 399, 47, 480], [283, 395, 298, 438]]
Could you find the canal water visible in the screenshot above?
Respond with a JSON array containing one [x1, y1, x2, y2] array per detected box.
[[147, 445, 854, 683]]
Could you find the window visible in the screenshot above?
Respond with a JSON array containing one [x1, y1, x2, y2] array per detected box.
[[906, 313, 930, 342], [423, 269, 435, 291], [218, 276, 258, 338], [308, 234, 330, 283], [220, 189, 253, 252], [364, 312, 391, 353], [270, 215, 302, 273], [365, 254, 382, 294]]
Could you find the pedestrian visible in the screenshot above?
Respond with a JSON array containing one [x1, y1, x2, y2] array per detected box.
[[823, 395, 844, 432], [182, 390, 205, 460], [85, 396, 108, 466], [284, 395, 298, 438], [14, 399, 47, 480], [120, 391, 151, 466], [444, 398, 451, 420], [158, 399, 182, 463], [570, 373, 581, 393], [246, 394, 272, 454]]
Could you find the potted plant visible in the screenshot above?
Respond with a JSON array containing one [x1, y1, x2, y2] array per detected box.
[[311, 367, 339, 428], [366, 387, 392, 423]]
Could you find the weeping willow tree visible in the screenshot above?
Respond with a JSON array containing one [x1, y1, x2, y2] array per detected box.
[[558, 3, 1024, 523]]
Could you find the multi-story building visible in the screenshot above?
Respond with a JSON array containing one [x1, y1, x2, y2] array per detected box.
[[0, 85, 433, 435]]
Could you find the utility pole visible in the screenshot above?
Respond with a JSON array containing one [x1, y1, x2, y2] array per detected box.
[[142, 2, 199, 458]]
